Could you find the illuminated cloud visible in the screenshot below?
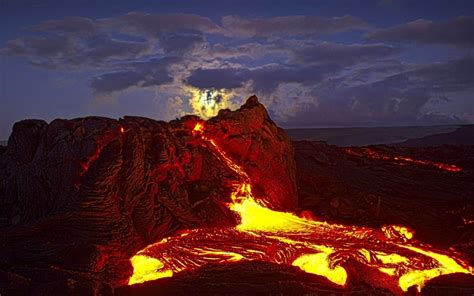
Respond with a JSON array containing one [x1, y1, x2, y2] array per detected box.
[[189, 88, 236, 119]]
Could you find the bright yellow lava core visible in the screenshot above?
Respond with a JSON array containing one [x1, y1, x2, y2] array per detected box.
[[128, 121, 473, 293]]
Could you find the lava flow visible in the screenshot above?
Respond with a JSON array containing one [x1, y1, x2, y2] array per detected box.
[[343, 147, 462, 172], [128, 121, 472, 293]]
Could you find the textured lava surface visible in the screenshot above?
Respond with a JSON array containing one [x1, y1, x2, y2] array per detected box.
[[0, 96, 473, 295], [0, 96, 296, 294]]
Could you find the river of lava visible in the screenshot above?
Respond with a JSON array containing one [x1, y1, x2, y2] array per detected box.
[[128, 122, 472, 293]]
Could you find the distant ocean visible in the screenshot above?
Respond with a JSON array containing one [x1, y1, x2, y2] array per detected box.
[[285, 125, 461, 147]]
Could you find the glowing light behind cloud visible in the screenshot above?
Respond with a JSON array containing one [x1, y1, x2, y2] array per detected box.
[[189, 87, 235, 118]]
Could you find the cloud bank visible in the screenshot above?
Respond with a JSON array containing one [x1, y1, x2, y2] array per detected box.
[[1, 13, 472, 126]]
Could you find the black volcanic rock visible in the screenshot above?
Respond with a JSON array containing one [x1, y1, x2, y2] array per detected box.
[[115, 261, 350, 296], [0, 96, 296, 294], [1, 96, 473, 295], [294, 141, 474, 254], [422, 273, 474, 295]]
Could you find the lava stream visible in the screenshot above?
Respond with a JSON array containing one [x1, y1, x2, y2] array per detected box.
[[343, 147, 462, 172], [128, 122, 472, 293]]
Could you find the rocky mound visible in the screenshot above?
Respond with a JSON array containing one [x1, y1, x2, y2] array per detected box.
[[0, 96, 296, 294]]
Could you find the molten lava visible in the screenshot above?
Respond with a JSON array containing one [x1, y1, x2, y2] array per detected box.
[[343, 147, 462, 172], [128, 122, 472, 293]]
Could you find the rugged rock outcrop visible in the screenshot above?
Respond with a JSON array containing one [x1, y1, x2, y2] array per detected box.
[[0, 96, 296, 294]]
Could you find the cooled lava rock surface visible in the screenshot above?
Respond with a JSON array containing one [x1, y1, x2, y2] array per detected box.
[[0, 96, 297, 294], [0, 96, 473, 295]]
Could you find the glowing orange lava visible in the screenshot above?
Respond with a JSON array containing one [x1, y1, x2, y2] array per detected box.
[[128, 122, 472, 293], [343, 147, 462, 172]]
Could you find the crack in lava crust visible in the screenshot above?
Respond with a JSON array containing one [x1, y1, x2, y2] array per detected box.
[[128, 121, 472, 293]]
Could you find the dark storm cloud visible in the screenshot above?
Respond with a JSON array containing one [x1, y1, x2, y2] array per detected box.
[[90, 57, 180, 94], [335, 59, 407, 86], [367, 16, 474, 47], [101, 12, 221, 37], [84, 36, 151, 62], [249, 63, 341, 93], [0, 34, 152, 68], [187, 42, 401, 92], [292, 42, 402, 66], [0, 12, 222, 68], [0, 12, 372, 70], [284, 58, 474, 127], [206, 42, 285, 59], [1, 35, 73, 57], [90, 71, 144, 94], [158, 30, 206, 54], [186, 68, 251, 89], [373, 58, 474, 93], [31, 17, 98, 36], [286, 88, 450, 127], [186, 63, 341, 92], [221, 15, 368, 38]]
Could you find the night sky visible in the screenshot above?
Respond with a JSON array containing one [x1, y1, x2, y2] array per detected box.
[[1, 0, 474, 139]]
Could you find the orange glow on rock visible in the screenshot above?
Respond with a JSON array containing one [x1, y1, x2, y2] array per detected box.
[[381, 225, 414, 241], [128, 123, 472, 292]]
